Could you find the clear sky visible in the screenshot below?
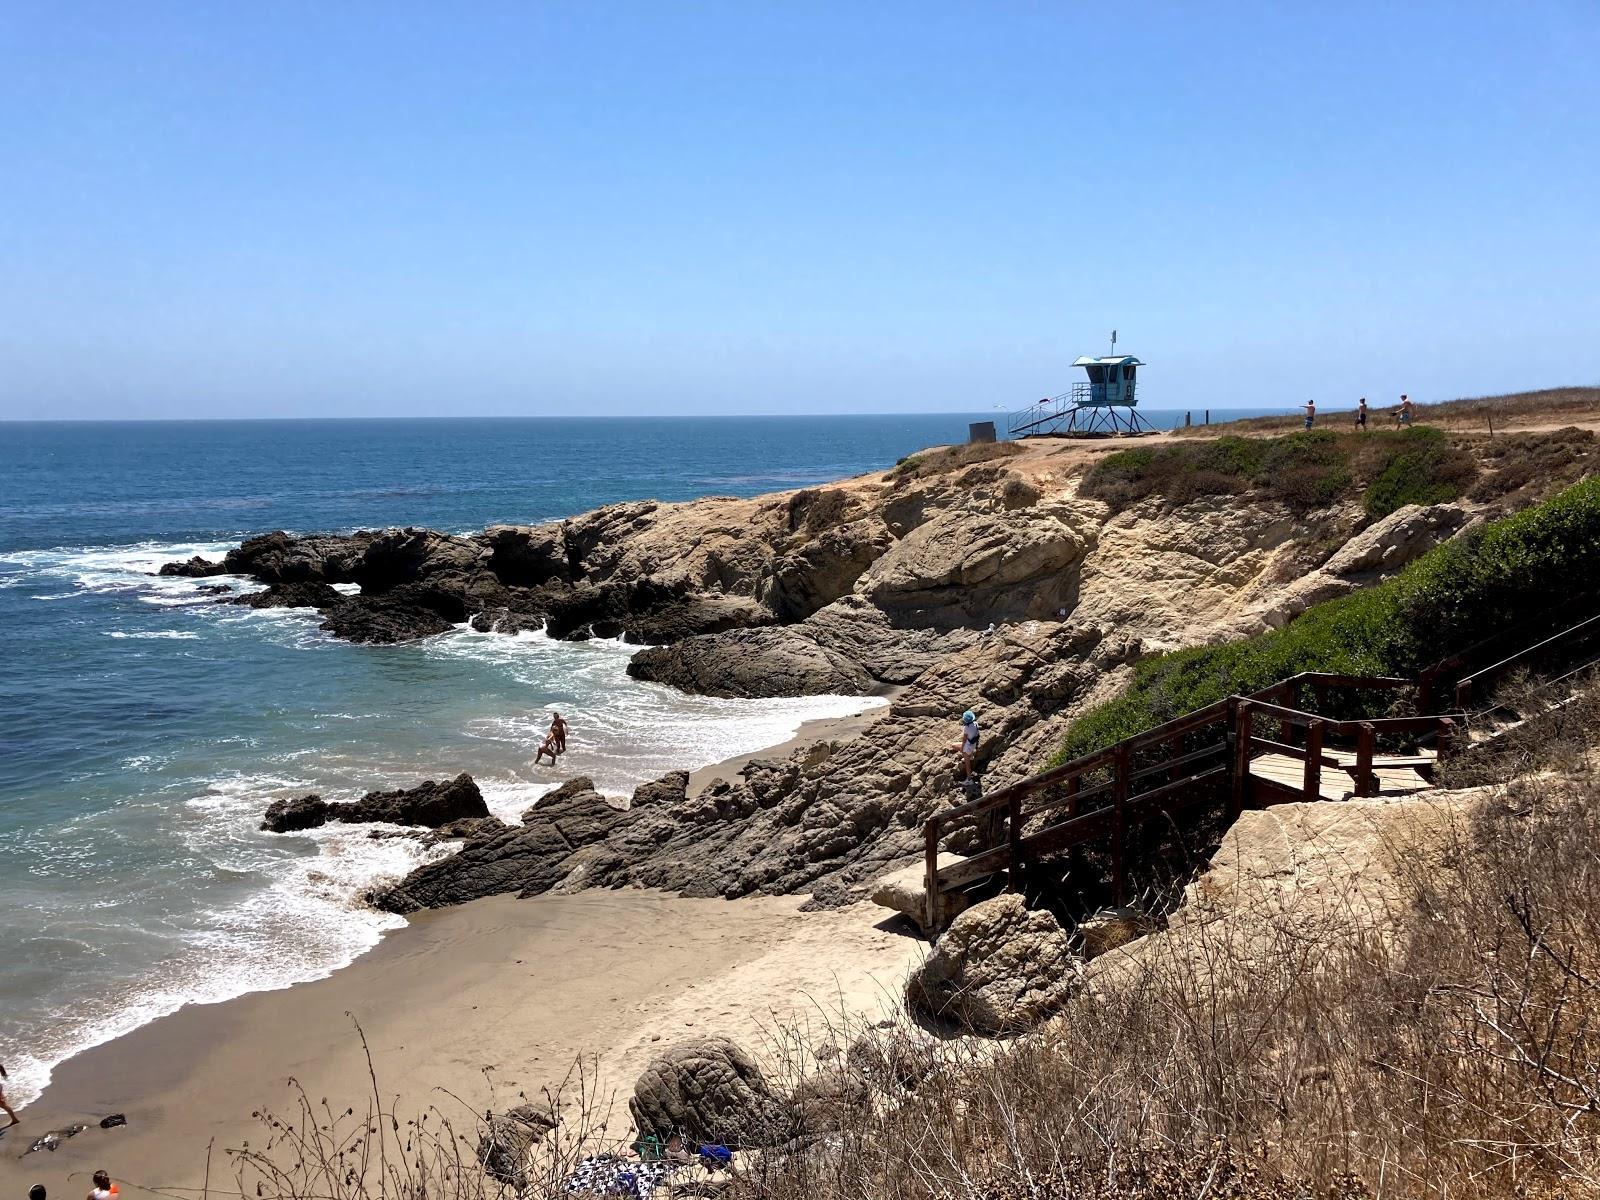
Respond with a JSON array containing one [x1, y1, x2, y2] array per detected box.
[[1, 1, 1596, 419]]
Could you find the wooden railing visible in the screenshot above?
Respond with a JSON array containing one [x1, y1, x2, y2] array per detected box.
[[922, 672, 1459, 931]]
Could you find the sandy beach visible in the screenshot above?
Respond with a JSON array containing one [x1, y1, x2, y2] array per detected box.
[[0, 889, 921, 1195], [0, 701, 915, 1194]]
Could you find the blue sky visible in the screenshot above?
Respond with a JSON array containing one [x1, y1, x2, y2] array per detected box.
[[1, 1, 1596, 419]]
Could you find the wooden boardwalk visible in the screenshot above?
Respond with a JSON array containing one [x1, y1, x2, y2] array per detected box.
[[918, 606, 1600, 932]]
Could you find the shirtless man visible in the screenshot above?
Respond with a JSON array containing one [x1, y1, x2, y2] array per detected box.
[[534, 711, 569, 766]]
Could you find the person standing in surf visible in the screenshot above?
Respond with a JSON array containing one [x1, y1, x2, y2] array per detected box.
[[534, 711, 569, 766]]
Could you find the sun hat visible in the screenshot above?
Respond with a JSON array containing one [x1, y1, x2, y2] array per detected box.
[[962, 710, 976, 723]]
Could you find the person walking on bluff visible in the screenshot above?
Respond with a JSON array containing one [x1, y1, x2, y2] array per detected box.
[[953, 710, 980, 782], [1397, 394, 1415, 427], [1355, 397, 1369, 430], [1303, 399, 1316, 430]]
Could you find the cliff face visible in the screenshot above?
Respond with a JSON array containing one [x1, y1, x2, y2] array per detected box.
[[174, 439, 1478, 910]]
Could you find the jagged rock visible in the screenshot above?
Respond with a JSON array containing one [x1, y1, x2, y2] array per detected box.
[[476, 1104, 556, 1186], [225, 580, 349, 610], [856, 506, 1091, 628], [906, 894, 1081, 1034], [350, 528, 487, 591], [629, 1036, 784, 1145], [197, 583, 233, 595], [468, 606, 545, 635], [480, 524, 572, 588], [1244, 502, 1469, 632], [765, 519, 891, 621], [261, 774, 487, 833], [261, 794, 330, 833], [376, 779, 624, 911], [803, 596, 984, 685], [1323, 503, 1467, 576], [627, 626, 874, 698], [335, 774, 488, 826], [220, 530, 374, 583], [318, 595, 455, 643], [158, 555, 226, 577]]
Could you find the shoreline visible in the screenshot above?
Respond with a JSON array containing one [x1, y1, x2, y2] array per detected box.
[[1, 693, 908, 1187], [0, 889, 922, 1190]]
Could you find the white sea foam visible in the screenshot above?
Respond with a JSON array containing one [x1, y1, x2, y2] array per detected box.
[[1, 539, 888, 1112]]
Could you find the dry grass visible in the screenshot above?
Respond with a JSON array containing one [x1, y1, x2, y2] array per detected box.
[[888, 440, 1024, 485], [200, 684, 1600, 1200]]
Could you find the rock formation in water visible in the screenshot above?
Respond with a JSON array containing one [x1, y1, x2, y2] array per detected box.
[[174, 439, 1483, 913], [261, 773, 488, 833]]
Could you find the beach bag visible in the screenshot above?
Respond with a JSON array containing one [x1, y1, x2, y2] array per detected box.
[[698, 1144, 732, 1167]]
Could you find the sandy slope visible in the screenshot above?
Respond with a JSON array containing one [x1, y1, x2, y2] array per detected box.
[[0, 890, 922, 1194]]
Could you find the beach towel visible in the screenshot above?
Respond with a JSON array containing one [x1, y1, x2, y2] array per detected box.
[[562, 1154, 676, 1199]]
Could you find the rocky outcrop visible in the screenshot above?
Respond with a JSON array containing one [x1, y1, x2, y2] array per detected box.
[[158, 555, 227, 577], [476, 1104, 556, 1187], [906, 893, 1081, 1034], [1245, 502, 1470, 630], [224, 581, 348, 610], [629, 1036, 784, 1145], [261, 774, 487, 833], [373, 775, 642, 911], [856, 504, 1093, 628], [318, 593, 456, 643], [627, 626, 875, 698], [261, 793, 331, 833]]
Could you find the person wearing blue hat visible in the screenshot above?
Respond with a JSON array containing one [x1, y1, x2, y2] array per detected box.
[[954, 710, 980, 782]]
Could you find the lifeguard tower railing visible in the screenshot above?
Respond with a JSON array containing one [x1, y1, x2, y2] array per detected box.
[[1009, 382, 1156, 438]]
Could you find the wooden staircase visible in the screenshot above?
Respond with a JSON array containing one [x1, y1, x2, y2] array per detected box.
[[921, 608, 1600, 933]]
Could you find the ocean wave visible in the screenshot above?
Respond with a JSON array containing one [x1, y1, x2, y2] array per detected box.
[[105, 629, 201, 640], [1, 771, 450, 1110]]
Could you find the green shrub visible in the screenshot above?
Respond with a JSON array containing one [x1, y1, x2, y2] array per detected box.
[[1080, 427, 1476, 515], [1361, 427, 1478, 517], [1052, 476, 1600, 763]]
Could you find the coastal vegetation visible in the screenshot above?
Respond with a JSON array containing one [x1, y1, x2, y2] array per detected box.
[[1083, 426, 1477, 517], [1168, 384, 1600, 436], [887, 439, 1022, 483], [1056, 474, 1600, 761]]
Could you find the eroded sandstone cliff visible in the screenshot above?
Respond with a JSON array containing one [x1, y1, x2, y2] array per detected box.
[[181, 438, 1479, 910]]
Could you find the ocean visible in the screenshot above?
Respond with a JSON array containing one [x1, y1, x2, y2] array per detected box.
[[0, 409, 1272, 1108]]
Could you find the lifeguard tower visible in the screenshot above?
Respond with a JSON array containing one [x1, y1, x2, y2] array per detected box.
[[1008, 333, 1156, 438]]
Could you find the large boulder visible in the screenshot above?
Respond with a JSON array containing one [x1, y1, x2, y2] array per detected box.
[[906, 893, 1081, 1034], [158, 555, 227, 578], [220, 531, 374, 583], [855, 506, 1091, 628], [261, 793, 330, 833], [374, 778, 625, 911], [476, 1104, 556, 1187], [626, 626, 874, 698], [628, 1036, 784, 1146]]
